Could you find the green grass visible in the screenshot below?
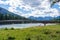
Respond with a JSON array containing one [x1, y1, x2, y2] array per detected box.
[[0, 24, 60, 40]]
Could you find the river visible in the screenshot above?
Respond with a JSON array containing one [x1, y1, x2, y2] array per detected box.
[[0, 23, 56, 28]]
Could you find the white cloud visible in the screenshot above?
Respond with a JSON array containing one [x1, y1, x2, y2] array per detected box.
[[0, 0, 9, 5], [0, 0, 60, 18], [57, 2, 60, 6], [8, 7, 15, 12]]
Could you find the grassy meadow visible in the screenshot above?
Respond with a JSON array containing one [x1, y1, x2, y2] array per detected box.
[[0, 24, 60, 40]]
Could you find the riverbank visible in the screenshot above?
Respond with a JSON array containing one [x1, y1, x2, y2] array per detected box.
[[0, 23, 57, 28], [0, 24, 60, 40]]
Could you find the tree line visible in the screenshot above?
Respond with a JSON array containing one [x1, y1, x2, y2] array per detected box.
[[0, 13, 60, 23], [0, 13, 28, 20]]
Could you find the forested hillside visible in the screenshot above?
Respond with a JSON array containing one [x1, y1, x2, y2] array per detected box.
[[0, 7, 29, 20]]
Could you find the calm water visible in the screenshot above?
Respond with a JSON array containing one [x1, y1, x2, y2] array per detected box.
[[0, 23, 56, 28]]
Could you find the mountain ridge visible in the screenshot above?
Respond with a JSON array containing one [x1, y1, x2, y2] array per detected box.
[[0, 7, 29, 20], [0, 7, 60, 21], [29, 16, 60, 21]]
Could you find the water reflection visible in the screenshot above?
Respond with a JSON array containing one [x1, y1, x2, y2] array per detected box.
[[0, 23, 56, 28]]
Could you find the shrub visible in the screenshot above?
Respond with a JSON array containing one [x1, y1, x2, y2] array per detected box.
[[36, 36, 43, 40], [44, 31, 51, 34], [43, 29, 52, 34], [25, 34, 31, 40], [56, 31, 60, 34], [4, 27, 8, 30], [10, 28, 14, 30], [7, 36, 15, 40], [51, 34, 57, 37], [26, 37, 31, 40]]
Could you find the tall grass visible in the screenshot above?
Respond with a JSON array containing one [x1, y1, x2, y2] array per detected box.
[[0, 24, 60, 40]]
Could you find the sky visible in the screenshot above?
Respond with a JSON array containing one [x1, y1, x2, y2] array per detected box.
[[0, 0, 60, 18]]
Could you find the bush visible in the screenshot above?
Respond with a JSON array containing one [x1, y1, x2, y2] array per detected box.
[[56, 31, 60, 34], [51, 34, 57, 37], [26, 37, 31, 40], [43, 29, 52, 34], [4, 27, 8, 30], [7, 36, 15, 40], [36, 36, 43, 40], [25, 34, 31, 40], [44, 31, 51, 34], [10, 28, 14, 30]]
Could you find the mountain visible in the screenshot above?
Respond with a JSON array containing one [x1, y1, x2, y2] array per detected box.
[[54, 16, 60, 22], [0, 7, 60, 21], [0, 7, 29, 20], [29, 16, 60, 21], [56, 16, 60, 19]]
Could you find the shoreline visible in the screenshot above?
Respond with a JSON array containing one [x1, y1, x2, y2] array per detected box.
[[0, 23, 58, 29]]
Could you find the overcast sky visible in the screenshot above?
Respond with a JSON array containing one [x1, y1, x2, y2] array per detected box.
[[0, 0, 60, 17]]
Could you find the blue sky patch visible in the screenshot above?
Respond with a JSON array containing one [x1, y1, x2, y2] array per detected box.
[[52, 3, 60, 10], [0, 4, 10, 9]]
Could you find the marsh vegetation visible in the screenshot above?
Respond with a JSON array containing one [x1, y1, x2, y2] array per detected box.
[[0, 24, 60, 40]]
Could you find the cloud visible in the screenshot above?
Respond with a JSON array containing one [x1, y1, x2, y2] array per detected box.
[[22, 0, 41, 7], [0, 0, 60, 18]]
